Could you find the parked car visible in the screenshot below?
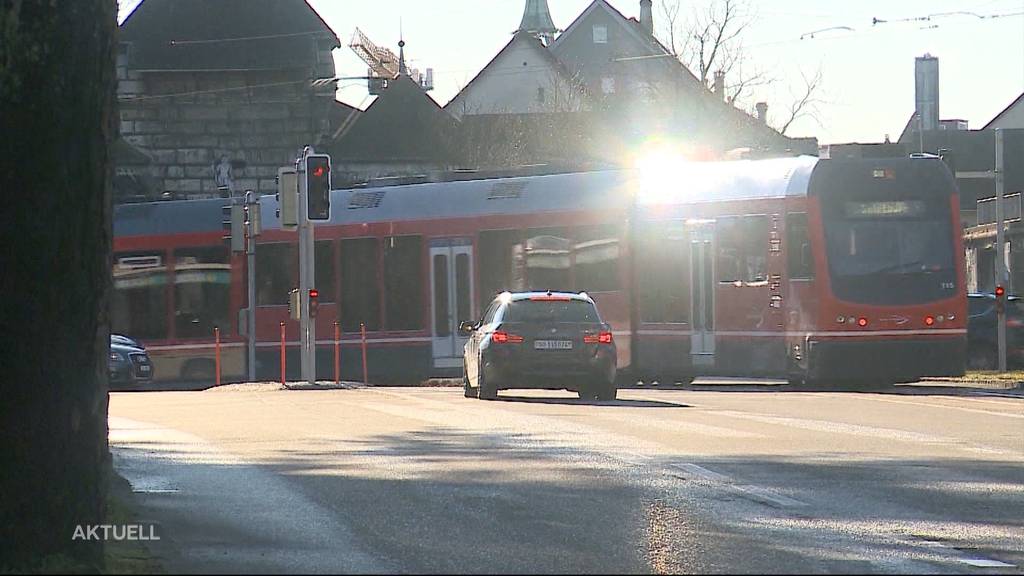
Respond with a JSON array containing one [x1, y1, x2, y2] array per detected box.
[[966, 292, 1024, 369], [460, 291, 617, 401], [109, 335, 154, 390], [111, 333, 144, 349]]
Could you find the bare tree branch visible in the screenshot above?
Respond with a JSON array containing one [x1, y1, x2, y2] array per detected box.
[[777, 67, 824, 135]]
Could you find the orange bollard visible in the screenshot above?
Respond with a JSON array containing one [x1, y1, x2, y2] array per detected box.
[[334, 321, 340, 385], [280, 321, 286, 386], [361, 322, 368, 385], [214, 326, 221, 387]]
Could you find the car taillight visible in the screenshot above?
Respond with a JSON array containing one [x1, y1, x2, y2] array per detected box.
[[584, 331, 613, 344], [492, 331, 523, 344]]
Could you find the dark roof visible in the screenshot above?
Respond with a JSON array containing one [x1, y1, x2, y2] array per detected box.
[[984, 92, 1024, 130], [119, 0, 338, 71], [329, 75, 458, 163]]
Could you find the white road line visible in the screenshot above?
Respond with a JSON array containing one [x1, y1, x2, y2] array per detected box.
[[668, 463, 807, 508], [959, 558, 1016, 568], [860, 395, 1024, 419]]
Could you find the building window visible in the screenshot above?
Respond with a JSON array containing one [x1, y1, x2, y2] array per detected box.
[[593, 25, 608, 43], [601, 76, 616, 95], [256, 243, 296, 306], [112, 251, 169, 341], [383, 236, 423, 330], [173, 247, 231, 338], [340, 238, 380, 332]]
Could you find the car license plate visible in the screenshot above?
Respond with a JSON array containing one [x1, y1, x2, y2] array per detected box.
[[139, 365, 150, 373], [534, 340, 572, 350]]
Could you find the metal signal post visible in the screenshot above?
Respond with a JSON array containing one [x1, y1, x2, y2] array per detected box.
[[296, 147, 332, 386]]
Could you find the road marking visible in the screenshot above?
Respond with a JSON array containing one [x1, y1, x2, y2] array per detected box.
[[862, 395, 1024, 419], [959, 558, 1016, 568], [668, 463, 807, 508]]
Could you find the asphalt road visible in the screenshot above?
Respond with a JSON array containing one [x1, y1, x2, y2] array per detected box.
[[109, 381, 1024, 574]]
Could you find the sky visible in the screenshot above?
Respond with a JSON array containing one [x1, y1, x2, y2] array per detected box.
[[118, 0, 1024, 145]]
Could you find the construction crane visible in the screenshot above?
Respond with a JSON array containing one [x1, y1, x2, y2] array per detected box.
[[348, 27, 433, 95]]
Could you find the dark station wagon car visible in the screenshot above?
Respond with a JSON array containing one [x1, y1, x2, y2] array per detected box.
[[460, 291, 618, 400]]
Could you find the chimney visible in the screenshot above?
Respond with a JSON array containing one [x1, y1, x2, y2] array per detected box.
[[640, 0, 653, 36], [755, 102, 768, 124], [915, 54, 939, 132], [713, 70, 725, 100]]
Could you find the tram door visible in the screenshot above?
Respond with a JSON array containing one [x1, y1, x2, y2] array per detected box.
[[689, 223, 716, 366], [430, 239, 475, 369]]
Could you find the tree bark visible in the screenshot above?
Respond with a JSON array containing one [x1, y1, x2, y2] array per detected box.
[[0, 0, 116, 570]]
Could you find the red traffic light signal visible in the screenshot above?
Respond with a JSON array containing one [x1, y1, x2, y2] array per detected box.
[[306, 155, 331, 221], [996, 285, 1005, 297], [309, 288, 319, 318]]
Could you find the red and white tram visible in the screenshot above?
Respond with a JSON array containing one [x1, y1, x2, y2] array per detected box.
[[112, 154, 966, 386]]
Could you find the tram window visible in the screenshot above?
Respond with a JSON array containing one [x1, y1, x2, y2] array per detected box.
[[315, 240, 336, 303], [717, 216, 768, 284], [744, 216, 769, 283], [573, 225, 621, 292], [340, 238, 380, 332], [434, 254, 450, 337], [520, 227, 572, 291], [786, 213, 814, 279], [638, 226, 689, 323], [479, 229, 520, 300], [256, 243, 296, 306], [173, 247, 231, 338], [383, 235, 423, 330], [717, 218, 742, 283], [112, 251, 169, 340]]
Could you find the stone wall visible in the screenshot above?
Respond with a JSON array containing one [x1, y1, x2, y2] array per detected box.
[[116, 50, 337, 201]]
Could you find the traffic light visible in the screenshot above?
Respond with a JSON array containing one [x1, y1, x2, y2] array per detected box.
[[309, 288, 319, 318], [277, 167, 298, 230], [289, 289, 301, 320], [996, 285, 1006, 314], [222, 202, 244, 253], [306, 154, 331, 220]]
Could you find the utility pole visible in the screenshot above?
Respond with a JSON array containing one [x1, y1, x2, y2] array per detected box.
[[995, 129, 1007, 371], [957, 129, 1008, 371]]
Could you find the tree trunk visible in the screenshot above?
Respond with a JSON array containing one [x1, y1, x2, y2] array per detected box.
[[0, 0, 116, 570]]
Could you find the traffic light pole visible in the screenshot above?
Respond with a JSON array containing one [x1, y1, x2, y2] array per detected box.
[[995, 129, 1007, 372], [298, 148, 317, 386], [245, 191, 259, 382]]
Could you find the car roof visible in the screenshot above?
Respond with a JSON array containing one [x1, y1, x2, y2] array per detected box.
[[496, 291, 595, 303]]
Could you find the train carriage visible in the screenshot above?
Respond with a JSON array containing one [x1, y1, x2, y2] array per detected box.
[[112, 154, 966, 387]]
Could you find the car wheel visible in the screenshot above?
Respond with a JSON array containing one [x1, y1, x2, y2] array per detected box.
[[968, 346, 997, 371], [478, 363, 497, 400], [463, 366, 477, 398]]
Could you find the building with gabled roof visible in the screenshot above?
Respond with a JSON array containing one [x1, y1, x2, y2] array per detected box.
[[115, 0, 348, 201], [984, 92, 1024, 130]]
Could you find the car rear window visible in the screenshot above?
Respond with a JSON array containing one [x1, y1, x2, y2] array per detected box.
[[504, 299, 600, 323]]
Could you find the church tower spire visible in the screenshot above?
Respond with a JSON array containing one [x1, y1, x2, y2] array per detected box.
[[518, 0, 558, 45]]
